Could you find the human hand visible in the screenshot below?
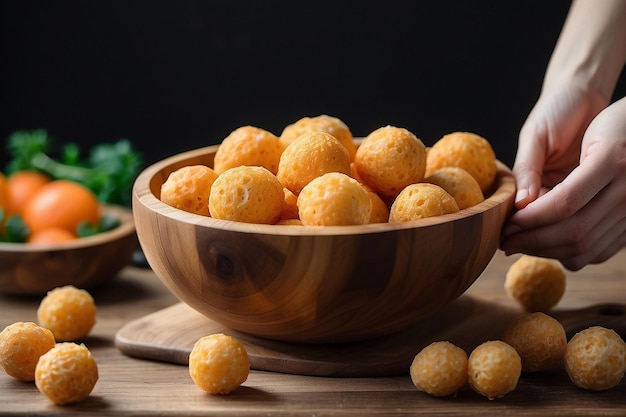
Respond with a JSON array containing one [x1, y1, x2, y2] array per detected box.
[[501, 88, 626, 270]]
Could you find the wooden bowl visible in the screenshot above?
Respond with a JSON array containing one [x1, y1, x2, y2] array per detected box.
[[0, 205, 138, 297], [133, 145, 516, 343]]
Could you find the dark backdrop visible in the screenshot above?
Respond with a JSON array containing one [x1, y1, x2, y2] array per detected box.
[[2, 1, 624, 171]]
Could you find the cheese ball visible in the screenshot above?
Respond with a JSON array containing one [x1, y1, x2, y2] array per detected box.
[[426, 132, 497, 193], [0, 322, 55, 381], [564, 326, 626, 391], [189, 333, 250, 394], [37, 285, 97, 342], [367, 190, 390, 224], [160, 165, 219, 216], [35, 342, 98, 405], [277, 131, 351, 195], [505, 255, 566, 312], [410, 341, 468, 397], [213, 125, 284, 174], [423, 166, 484, 210], [354, 125, 427, 198], [279, 187, 299, 221], [209, 166, 284, 224], [280, 114, 357, 160], [388, 183, 459, 223], [502, 312, 567, 372], [297, 172, 372, 226], [468, 340, 522, 400]]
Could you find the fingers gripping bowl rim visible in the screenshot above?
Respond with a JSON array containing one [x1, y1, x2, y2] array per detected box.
[[133, 144, 516, 343]]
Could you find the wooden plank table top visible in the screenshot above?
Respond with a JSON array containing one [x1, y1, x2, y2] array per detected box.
[[1, 249, 625, 416]]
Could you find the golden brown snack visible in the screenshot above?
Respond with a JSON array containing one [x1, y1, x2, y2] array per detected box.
[[0, 322, 55, 381], [160, 165, 218, 216], [388, 183, 459, 223], [423, 166, 484, 209], [189, 333, 249, 394], [502, 312, 567, 372], [410, 341, 468, 397], [37, 286, 97, 342], [279, 187, 299, 221], [277, 131, 351, 195], [354, 125, 427, 197], [297, 172, 371, 226], [505, 255, 566, 312], [564, 326, 626, 391], [213, 125, 284, 174], [280, 114, 357, 160], [209, 166, 284, 224], [468, 340, 522, 400], [35, 342, 98, 405], [367, 190, 390, 223], [426, 131, 497, 193]]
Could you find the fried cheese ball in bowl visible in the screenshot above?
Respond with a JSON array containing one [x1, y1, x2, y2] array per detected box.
[[35, 342, 98, 405], [297, 172, 372, 226], [564, 326, 626, 391], [209, 166, 284, 224], [37, 285, 97, 342], [0, 322, 55, 381], [505, 255, 566, 312], [389, 183, 459, 223], [426, 132, 497, 193], [160, 165, 218, 216], [424, 167, 484, 210], [213, 125, 284, 174], [502, 312, 567, 372], [410, 341, 468, 397], [189, 333, 250, 394], [280, 114, 357, 160], [354, 125, 427, 198], [468, 340, 522, 400], [277, 131, 351, 195]]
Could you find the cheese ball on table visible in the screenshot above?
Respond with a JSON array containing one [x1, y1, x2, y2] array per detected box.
[[213, 125, 284, 174], [35, 342, 99, 405], [209, 166, 284, 224], [277, 131, 351, 195], [505, 255, 566, 312], [389, 183, 459, 223], [160, 165, 218, 216], [354, 125, 427, 198], [502, 312, 567, 372], [426, 131, 497, 193], [564, 326, 626, 391], [410, 341, 468, 397], [297, 172, 372, 226], [189, 333, 250, 394], [37, 285, 97, 342], [280, 114, 357, 160], [0, 322, 55, 381], [423, 166, 484, 210], [468, 340, 522, 400]]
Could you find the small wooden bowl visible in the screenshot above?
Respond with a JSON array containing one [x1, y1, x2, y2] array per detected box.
[[133, 145, 516, 343], [0, 205, 138, 297]]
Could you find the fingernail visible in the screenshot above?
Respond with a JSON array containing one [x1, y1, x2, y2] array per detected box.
[[515, 188, 529, 205]]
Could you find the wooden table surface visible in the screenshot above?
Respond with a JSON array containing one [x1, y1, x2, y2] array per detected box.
[[1, 249, 625, 416]]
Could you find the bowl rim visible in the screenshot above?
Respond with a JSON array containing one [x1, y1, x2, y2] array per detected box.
[[0, 204, 136, 252], [133, 144, 516, 237]]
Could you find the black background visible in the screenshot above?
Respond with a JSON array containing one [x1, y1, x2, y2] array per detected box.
[[2, 1, 625, 171]]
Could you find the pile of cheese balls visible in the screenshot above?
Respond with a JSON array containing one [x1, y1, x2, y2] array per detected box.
[[0, 285, 99, 405], [160, 114, 498, 226], [410, 255, 626, 400]]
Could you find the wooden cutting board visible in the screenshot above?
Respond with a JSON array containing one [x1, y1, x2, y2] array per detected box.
[[115, 296, 626, 377]]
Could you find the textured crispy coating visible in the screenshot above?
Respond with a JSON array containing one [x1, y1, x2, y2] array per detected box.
[[423, 166, 484, 209], [0, 322, 55, 381], [280, 114, 356, 160], [410, 341, 468, 397], [505, 255, 566, 312], [213, 125, 284, 174], [468, 340, 522, 400], [160, 165, 218, 216], [37, 286, 97, 342], [389, 183, 459, 223]]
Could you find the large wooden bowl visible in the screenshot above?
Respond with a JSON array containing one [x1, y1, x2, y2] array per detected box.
[[133, 145, 516, 343], [0, 205, 138, 297]]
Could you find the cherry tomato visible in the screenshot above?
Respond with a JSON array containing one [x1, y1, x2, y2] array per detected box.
[[28, 227, 77, 245], [22, 180, 100, 235], [0, 173, 9, 215], [6, 171, 52, 216]]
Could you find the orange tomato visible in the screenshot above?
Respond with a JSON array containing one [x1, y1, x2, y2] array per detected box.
[[22, 180, 100, 235], [28, 227, 77, 245], [6, 171, 52, 216], [0, 172, 9, 215]]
